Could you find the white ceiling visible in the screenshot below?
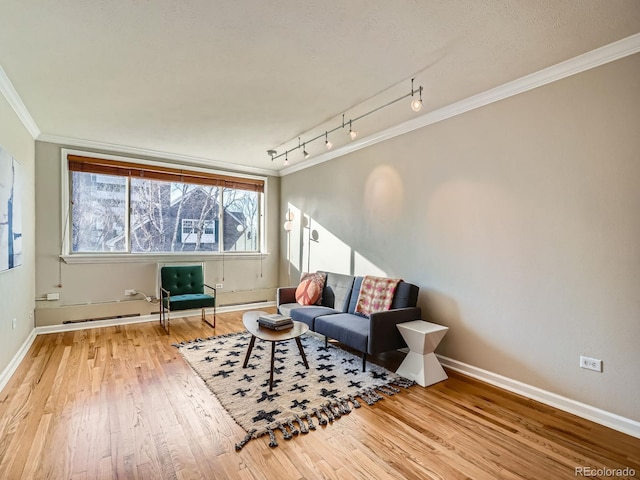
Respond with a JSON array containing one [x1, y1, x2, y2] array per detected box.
[[1, 1, 639, 174]]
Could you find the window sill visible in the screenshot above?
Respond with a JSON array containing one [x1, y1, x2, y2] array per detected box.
[[60, 252, 269, 264]]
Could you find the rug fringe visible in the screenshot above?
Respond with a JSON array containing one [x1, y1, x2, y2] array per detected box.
[[173, 332, 249, 349], [234, 379, 415, 451]]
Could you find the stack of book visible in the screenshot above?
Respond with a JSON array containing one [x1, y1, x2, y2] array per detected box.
[[258, 313, 294, 331]]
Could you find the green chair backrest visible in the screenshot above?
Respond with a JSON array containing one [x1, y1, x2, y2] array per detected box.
[[161, 265, 205, 297]]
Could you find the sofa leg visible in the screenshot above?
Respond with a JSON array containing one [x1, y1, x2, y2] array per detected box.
[[325, 336, 328, 348], [362, 352, 367, 372]]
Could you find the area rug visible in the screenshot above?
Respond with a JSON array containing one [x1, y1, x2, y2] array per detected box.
[[174, 331, 414, 450]]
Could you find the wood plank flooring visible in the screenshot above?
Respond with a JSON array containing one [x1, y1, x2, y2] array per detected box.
[[0, 309, 638, 479]]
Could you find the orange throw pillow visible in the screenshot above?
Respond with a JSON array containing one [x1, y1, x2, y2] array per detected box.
[[295, 278, 321, 306]]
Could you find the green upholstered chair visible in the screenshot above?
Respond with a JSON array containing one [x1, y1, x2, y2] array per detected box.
[[160, 265, 216, 333]]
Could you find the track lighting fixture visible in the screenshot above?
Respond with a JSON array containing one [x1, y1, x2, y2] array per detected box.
[[410, 78, 423, 112], [325, 132, 333, 150], [269, 77, 424, 163], [348, 120, 358, 140]]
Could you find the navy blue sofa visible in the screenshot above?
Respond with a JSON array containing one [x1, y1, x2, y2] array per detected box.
[[277, 271, 421, 370]]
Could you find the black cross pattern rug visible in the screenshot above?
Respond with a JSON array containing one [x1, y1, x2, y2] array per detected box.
[[174, 331, 414, 450]]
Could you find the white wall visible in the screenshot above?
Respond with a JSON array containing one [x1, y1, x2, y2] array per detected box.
[[280, 54, 640, 421], [0, 92, 35, 374], [34, 141, 280, 326]]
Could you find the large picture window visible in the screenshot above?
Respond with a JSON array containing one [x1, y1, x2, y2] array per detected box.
[[67, 154, 264, 255]]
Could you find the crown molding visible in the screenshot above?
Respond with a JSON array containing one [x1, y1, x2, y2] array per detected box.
[[280, 32, 640, 176], [0, 65, 41, 139], [38, 133, 276, 177]]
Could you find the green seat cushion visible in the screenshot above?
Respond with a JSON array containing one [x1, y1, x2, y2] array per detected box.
[[163, 293, 215, 311]]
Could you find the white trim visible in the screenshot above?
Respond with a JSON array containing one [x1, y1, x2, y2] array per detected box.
[[0, 330, 37, 393], [44, 135, 275, 176], [281, 32, 640, 176], [60, 252, 270, 264], [438, 355, 640, 440], [0, 65, 41, 139]]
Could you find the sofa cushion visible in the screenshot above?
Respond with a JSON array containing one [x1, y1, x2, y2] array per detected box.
[[321, 272, 355, 312], [278, 302, 300, 318], [347, 277, 364, 314], [290, 306, 340, 329], [314, 313, 369, 353], [390, 282, 420, 309]]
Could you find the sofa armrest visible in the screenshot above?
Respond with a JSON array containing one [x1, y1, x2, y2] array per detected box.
[[368, 307, 422, 354], [277, 287, 297, 307]]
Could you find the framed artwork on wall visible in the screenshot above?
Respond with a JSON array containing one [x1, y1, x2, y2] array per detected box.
[[0, 144, 22, 272]]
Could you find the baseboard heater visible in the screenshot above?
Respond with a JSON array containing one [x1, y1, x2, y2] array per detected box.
[[219, 299, 268, 307], [62, 313, 141, 324]]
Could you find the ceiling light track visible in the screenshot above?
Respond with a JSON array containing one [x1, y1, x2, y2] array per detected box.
[[269, 78, 423, 163]]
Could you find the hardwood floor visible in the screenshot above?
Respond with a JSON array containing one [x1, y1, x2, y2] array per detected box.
[[1, 309, 638, 479]]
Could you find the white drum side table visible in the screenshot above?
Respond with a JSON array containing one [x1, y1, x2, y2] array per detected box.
[[396, 320, 449, 387]]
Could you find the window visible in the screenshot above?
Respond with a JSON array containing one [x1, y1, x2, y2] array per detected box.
[[67, 154, 264, 255]]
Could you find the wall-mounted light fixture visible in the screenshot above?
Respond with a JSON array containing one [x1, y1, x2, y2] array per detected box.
[[269, 78, 424, 165]]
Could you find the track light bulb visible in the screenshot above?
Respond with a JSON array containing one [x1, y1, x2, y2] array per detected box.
[[349, 129, 358, 140], [303, 150, 309, 158], [324, 132, 332, 150], [411, 98, 423, 112]]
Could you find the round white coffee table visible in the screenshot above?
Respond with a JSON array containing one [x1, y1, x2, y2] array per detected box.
[[396, 320, 449, 387]]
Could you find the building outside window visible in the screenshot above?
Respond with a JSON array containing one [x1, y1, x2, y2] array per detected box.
[[66, 153, 264, 255]]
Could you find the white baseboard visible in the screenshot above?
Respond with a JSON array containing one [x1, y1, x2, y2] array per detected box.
[[438, 355, 640, 440], [0, 329, 37, 394]]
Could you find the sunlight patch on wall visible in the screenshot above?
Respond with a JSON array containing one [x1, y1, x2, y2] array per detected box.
[[285, 203, 301, 272], [353, 251, 387, 277], [286, 202, 385, 278], [303, 216, 351, 274]]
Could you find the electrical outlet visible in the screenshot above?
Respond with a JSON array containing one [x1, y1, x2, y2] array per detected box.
[[215, 283, 223, 289], [580, 355, 602, 372], [12, 318, 16, 329], [124, 289, 137, 296]]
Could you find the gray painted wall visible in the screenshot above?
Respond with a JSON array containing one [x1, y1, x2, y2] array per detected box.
[[279, 54, 640, 421], [0, 93, 35, 374]]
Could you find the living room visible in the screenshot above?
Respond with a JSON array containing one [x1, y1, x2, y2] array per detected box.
[[1, 2, 639, 478]]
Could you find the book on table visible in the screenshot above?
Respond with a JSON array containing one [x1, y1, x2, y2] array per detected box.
[[258, 321, 294, 331], [258, 313, 293, 330]]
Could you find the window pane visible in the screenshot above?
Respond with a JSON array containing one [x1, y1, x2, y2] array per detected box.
[[223, 187, 259, 252], [130, 179, 220, 252], [71, 171, 127, 252]]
